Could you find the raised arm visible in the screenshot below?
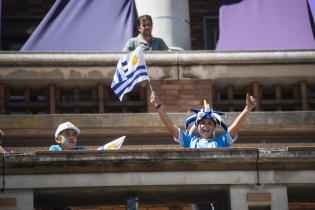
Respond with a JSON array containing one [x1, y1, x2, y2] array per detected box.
[[0, 130, 7, 154], [150, 91, 179, 139], [228, 94, 256, 139], [0, 146, 7, 154]]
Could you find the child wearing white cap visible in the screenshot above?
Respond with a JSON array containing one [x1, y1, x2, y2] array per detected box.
[[49, 121, 85, 151], [49, 121, 126, 151]]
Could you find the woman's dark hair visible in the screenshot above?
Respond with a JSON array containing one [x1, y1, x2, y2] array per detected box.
[[137, 15, 152, 27]]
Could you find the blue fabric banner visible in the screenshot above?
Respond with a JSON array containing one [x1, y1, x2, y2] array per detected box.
[[21, 0, 135, 51], [308, 0, 315, 23], [216, 0, 315, 51]]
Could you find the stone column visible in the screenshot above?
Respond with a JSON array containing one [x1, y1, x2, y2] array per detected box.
[[230, 185, 288, 210], [135, 0, 191, 50], [0, 190, 34, 210]]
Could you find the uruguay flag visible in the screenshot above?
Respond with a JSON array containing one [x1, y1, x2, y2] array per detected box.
[[111, 47, 149, 101]]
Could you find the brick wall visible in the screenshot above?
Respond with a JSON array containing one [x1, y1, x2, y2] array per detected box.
[[148, 80, 213, 112]]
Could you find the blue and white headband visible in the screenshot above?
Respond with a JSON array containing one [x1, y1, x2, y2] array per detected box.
[[185, 100, 227, 131]]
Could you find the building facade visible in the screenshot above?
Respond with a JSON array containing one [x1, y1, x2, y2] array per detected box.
[[0, 0, 315, 210]]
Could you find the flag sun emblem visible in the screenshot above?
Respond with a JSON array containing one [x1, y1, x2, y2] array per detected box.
[[131, 54, 138, 66]]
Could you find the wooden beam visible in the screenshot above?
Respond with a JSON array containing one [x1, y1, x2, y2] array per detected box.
[[25, 88, 31, 113], [227, 86, 234, 111], [275, 85, 281, 111], [74, 88, 80, 113], [208, 82, 214, 109], [251, 82, 261, 111], [55, 86, 60, 113], [98, 84, 104, 113], [49, 85, 56, 114], [300, 81, 308, 111], [0, 84, 5, 114]]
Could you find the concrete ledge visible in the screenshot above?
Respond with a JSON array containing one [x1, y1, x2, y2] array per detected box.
[[1, 50, 315, 66], [1, 148, 315, 207], [0, 111, 314, 132], [1, 50, 315, 82], [2, 147, 315, 175], [1, 111, 314, 148]]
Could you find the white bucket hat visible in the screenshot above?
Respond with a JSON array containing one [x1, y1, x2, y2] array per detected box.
[[55, 122, 80, 137]]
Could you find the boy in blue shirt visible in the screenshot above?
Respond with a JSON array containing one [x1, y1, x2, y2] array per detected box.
[[49, 122, 125, 151], [49, 122, 85, 151], [150, 92, 256, 148]]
